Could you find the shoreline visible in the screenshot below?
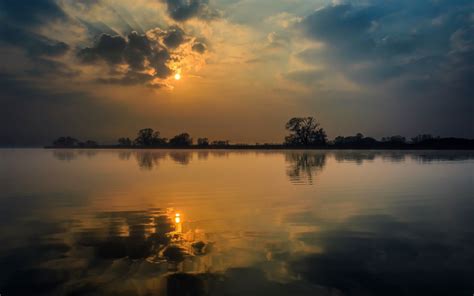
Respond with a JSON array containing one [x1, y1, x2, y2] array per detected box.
[[43, 145, 474, 150]]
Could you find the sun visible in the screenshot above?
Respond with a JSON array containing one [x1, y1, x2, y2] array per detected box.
[[174, 73, 181, 80]]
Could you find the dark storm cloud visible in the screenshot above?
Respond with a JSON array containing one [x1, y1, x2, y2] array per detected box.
[[162, 0, 220, 21]]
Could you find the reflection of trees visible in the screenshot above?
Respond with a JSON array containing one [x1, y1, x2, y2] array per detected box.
[[118, 151, 132, 160], [197, 151, 209, 160], [285, 152, 326, 184], [169, 151, 192, 165], [333, 151, 406, 164], [134, 151, 167, 170], [332, 151, 474, 164], [333, 151, 376, 164], [411, 151, 474, 162], [52, 150, 77, 161]]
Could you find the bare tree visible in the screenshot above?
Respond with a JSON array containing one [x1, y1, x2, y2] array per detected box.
[[284, 117, 327, 146]]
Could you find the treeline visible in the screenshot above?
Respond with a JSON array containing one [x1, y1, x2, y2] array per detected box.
[[51, 128, 230, 148], [282, 117, 474, 149], [48, 117, 474, 149], [116, 128, 230, 147]]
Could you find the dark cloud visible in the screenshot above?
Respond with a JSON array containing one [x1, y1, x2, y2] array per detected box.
[[149, 48, 173, 78], [76, 23, 205, 87], [0, 1, 74, 80], [97, 71, 158, 86], [293, 0, 474, 136], [0, 0, 67, 27], [0, 26, 69, 57], [163, 0, 220, 21], [125, 31, 152, 70], [299, 1, 474, 86], [78, 34, 127, 64], [163, 26, 185, 49], [25, 57, 79, 78], [192, 42, 206, 53], [302, 4, 378, 58], [77, 31, 179, 86]]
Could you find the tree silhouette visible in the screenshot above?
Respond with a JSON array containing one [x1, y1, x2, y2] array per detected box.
[[333, 133, 377, 147], [411, 134, 434, 144], [381, 135, 406, 144], [169, 133, 193, 146], [211, 140, 230, 146], [197, 137, 209, 146], [118, 137, 132, 146], [52, 136, 79, 147], [284, 117, 327, 146], [133, 128, 167, 146]]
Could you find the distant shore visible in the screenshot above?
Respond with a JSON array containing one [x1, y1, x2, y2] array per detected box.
[[44, 143, 474, 150], [46, 118, 474, 151]]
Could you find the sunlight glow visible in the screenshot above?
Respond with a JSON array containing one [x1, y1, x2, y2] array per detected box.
[[175, 213, 181, 223], [174, 73, 181, 80]]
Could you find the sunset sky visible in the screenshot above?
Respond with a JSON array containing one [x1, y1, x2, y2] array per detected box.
[[1, 0, 473, 145]]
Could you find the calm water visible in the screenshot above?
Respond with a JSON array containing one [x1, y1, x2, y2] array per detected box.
[[0, 149, 473, 296]]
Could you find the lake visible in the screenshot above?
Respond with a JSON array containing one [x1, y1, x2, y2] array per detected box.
[[0, 149, 473, 296]]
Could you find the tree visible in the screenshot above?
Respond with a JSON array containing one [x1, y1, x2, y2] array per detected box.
[[84, 140, 98, 147], [134, 128, 154, 146], [118, 137, 132, 146], [411, 134, 433, 144], [284, 117, 327, 146], [332, 133, 377, 147], [134, 128, 167, 146], [151, 131, 167, 146], [53, 136, 78, 147], [211, 140, 229, 146], [197, 137, 209, 146], [381, 135, 406, 144], [169, 133, 193, 146]]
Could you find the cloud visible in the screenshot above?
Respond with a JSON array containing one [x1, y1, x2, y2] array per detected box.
[[283, 69, 325, 86], [192, 42, 206, 53], [162, 0, 221, 22], [77, 25, 206, 87], [78, 34, 127, 64], [162, 26, 186, 49], [0, 0, 67, 27], [301, 4, 378, 58], [299, 1, 474, 87], [0, 26, 69, 58]]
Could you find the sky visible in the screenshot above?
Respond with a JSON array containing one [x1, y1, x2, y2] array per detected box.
[[0, 0, 473, 145]]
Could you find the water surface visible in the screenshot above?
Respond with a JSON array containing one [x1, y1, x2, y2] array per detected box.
[[0, 149, 473, 296]]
